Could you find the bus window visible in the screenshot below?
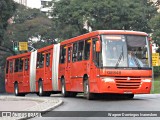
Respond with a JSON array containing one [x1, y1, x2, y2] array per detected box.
[[9, 61, 13, 73], [68, 47, 72, 63], [6, 61, 9, 74], [92, 38, 100, 66], [46, 53, 50, 67], [37, 53, 44, 68], [60, 46, 66, 64], [84, 40, 91, 60], [72, 43, 78, 62], [78, 41, 84, 61], [14, 59, 19, 72], [19, 58, 23, 72], [25, 59, 29, 70]]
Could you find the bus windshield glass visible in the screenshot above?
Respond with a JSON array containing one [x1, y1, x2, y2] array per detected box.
[[101, 35, 151, 68]]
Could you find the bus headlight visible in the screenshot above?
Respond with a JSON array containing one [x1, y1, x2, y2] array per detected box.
[[141, 79, 151, 83], [102, 78, 115, 83]]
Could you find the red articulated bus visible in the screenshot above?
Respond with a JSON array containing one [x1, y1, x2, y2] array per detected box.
[[5, 30, 152, 99]]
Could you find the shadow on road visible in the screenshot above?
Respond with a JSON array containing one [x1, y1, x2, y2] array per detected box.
[[51, 93, 145, 101]]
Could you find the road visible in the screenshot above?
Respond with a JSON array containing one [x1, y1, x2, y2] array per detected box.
[[30, 94, 160, 120]]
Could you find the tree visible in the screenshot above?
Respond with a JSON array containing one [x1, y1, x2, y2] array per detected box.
[[0, 0, 16, 49], [51, 0, 157, 40], [4, 4, 54, 53], [149, 13, 160, 46], [0, 0, 16, 92]]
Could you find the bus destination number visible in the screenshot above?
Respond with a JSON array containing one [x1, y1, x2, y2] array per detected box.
[[107, 71, 121, 75]]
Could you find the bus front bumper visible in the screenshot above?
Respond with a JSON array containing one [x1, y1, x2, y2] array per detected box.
[[92, 78, 152, 94]]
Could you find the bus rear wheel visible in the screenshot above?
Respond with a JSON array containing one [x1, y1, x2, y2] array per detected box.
[[14, 83, 25, 96], [38, 81, 49, 96], [61, 78, 69, 97], [83, 79, 94, 100]]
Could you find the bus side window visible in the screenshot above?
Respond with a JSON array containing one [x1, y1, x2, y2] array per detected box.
[[19, 58, 23, 72], [6, 61, 9, 74], [60, 46, 66, 64], [37, 53, 44, 68], [72, 43, 78, 62], [68, 47, 71, 63], [77, 41, 84, 61], [9, 61, 13, 73], [84, 40, 91, 60], [46, 53, 50, 67], [37, 53, 40, 68], [25, 59, 29, 70], [14, 59, 19, 72], [92, 38, 100, 66], [40, 53, 44, 68]]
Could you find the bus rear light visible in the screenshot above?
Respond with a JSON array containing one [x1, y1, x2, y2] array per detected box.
[[141, 79, 151, 83], [102, 78, 115, 83]]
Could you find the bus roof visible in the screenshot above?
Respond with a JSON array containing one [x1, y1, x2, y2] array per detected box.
[[61, 30, 148, 45], [7, 52, 31, 60], [6, 30, 148, 60], [7, 44, 54, 60]]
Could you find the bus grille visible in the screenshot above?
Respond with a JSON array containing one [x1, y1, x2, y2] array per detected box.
[[115, 77, 141, 89]]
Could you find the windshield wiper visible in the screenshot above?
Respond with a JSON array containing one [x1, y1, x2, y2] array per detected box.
[[131, 54, 141, 69], [115, 47, 124, 68]]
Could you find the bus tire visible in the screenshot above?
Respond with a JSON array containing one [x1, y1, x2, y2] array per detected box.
[[61, 78, 69, 97], [14, 83, 25, 96], [14, 83, 20, 96], [83, 79, 94, 100], [38, 81, 45, 96]]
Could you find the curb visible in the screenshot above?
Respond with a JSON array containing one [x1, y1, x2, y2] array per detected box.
[[0, 96, 63, 120]]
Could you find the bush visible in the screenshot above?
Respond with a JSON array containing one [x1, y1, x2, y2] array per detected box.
[[153, 66, 160, 77]]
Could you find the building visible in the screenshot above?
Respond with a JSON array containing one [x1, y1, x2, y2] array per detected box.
[[40, 0, 53, 18], [150, 0, 160, 12], [13, 0, 53, 17], [14, 0, 28, 6]]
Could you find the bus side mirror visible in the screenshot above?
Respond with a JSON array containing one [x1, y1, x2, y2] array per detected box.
[[96, 41, 101, 52]]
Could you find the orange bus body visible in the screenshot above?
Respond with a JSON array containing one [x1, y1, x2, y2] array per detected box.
[[5, 30, 152, 98]]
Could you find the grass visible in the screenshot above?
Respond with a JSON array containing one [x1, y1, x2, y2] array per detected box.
[[151, 75, 160, 94]]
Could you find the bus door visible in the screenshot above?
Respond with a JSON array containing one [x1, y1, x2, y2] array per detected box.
[[23, 58, 30, 87], [89, 38, 99, 87], [44, 52, 52, 85], [5, 61, 9, 85], [8, 60, 14, 88], [65, 45, 72, 89]]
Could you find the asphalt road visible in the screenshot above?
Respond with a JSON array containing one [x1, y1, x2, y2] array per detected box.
[[30, 94, 160, 120]]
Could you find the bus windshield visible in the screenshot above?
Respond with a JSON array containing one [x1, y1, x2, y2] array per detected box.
[[101, 35, 151, 68]]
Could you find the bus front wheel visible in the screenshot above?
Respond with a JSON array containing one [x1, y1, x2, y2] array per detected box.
[[83, 79, 94, 100]]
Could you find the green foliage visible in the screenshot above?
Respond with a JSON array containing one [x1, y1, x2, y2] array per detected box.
[[0, 0, 16, 46], [149, 13, 160, 45], [153, 66, 160, 77], [0, 0, 16, 92], [4, 4, 54, 53], [51, 0, 157, 40]]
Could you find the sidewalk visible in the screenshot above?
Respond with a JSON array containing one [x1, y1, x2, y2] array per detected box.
[[0, 95, 63, 120]]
